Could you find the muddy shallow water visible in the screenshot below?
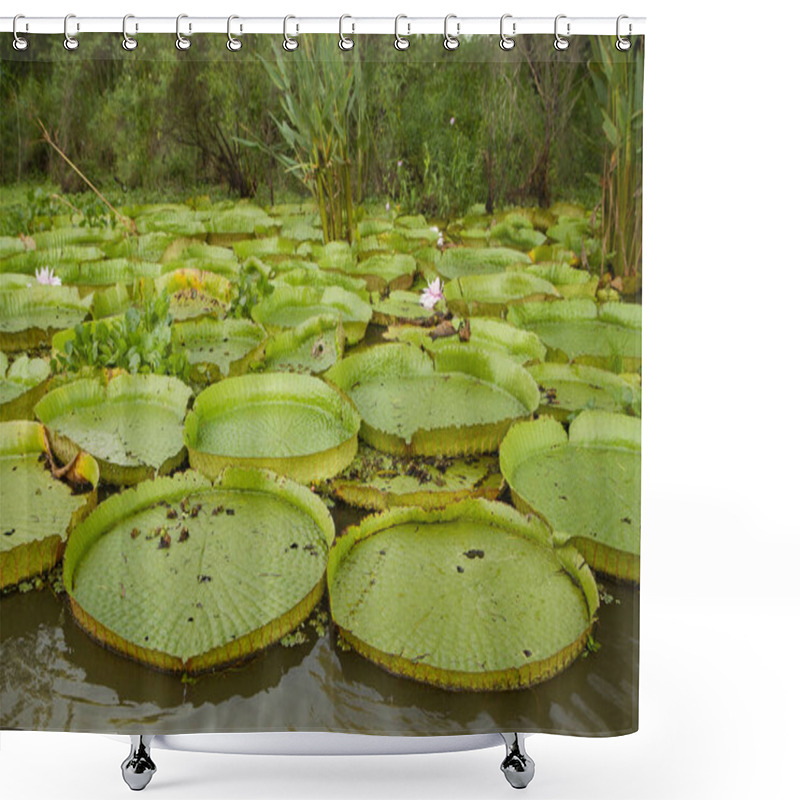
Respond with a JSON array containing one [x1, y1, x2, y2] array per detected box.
[[0, 574, 637, 737]]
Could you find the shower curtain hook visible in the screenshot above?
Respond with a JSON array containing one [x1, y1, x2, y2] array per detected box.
[[227, 15, 243, 51], [554, 14, 570, 51], [64, 14, 79, 51], [499, 14, 515, 50], [394, 15, 410, 50], [283, 16, 299, 51], [443, 14, 460, 51], [176, 14, 191, 50], [122, 15, 138, 51], [339, 15, 355, 51], [12, 15, 28, 51], [616, 15, 632, 51]]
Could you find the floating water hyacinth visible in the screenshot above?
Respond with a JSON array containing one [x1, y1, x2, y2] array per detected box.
[[420, 277, 445, 309], [34, 267, 61, 286]]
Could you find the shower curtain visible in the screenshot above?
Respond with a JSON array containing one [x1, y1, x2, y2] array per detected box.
[[0, 28, 642, 739]]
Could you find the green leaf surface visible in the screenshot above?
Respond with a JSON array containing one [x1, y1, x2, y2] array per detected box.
[[500, 412, 641, 581], [35, 373, 192, 485], [185, 373, 360, 483], [328, 499, 597, 689], [437, 247, 530, 280], [325, 343, 539, 455], [64, 469, 333, 672]]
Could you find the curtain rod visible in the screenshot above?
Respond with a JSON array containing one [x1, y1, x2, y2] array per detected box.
[[0, 16, 646, 37]]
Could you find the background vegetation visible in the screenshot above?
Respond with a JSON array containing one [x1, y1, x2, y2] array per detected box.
[[0, 34, 643, 271]]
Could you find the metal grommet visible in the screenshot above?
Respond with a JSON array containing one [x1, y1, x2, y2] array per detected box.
[[339, 15, 354, 51], [554, 14, 570, 51], [176, 14, 191, 51], [12, 15, 29, 51], [64, 14, 79, 51], [443, 14, 459, 51], [394, 15, 410, 50], [499, 14, 515, 51], [227, 15, 242, 51], [616, 15, 632, 51], [283, 16, 299, 51], [122, 14, 138, 51]]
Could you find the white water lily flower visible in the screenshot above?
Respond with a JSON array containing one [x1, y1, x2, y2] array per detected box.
[[34, 267, 61, 286], [437, 234, 445, 248], [420, 277, 444, 310]]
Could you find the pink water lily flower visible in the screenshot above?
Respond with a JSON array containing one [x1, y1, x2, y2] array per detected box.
[[420, 277, 444, 310], [34, 267, 61, 286]]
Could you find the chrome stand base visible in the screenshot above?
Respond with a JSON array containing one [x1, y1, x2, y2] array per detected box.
[[500, 733, 535, 789], [121, 735, 156, 791]]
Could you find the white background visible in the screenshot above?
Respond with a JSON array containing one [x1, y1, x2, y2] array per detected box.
[[2, 1, 799, 798]]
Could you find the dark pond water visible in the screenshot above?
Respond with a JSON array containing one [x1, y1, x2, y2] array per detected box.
[[0, 564, 638, 737]]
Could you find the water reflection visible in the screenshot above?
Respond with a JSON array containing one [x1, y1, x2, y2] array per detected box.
[[1, 582, 637, 735]]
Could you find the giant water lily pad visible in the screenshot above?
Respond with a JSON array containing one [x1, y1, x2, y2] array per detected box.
[[508, 298, 642, 372], [328, 499, 598, 690], [57, 258, 163, 289], [155, 269, 233, 321], [370, 290, 441, 326], [331, 253, 416, 293], [0, 245, 105, 275], [0, 353, 51, 421], [35, 372, 192, 486], [0, 421, 99, 591], [172, 318, 266, 381], [521, 262, 599, 299], [529, 363, 642, 420], [437, 247, 530, 280], [500, 412, 641, 582], [489, 213, 546, 251], [387, 316, 547, 365], [252, 285, 372, 346], [62, 469, 334, 673], [325, 344, 539, 456], [0, 280, 93, 350], [329, 444, 503, 511], [249, 315, 345, 375], [185, 373, 360, 484], [443, 272, 560, 317]]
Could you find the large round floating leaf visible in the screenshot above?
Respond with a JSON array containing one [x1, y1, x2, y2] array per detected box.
[[370, 290, 441, 326], [0, 236, 26, 260], [0, 421, 98, 591], [500, 412, 641, 582], [103, 232, 173, 262], [437, 247, 530, 280], [0, 353, 51, 421], [328, 499, 598, 690], [249, 315, 345, 375], [443, 272, 560, 317], [522, 262, 599, 299], [0, 280, 93, 351], [327, 253, 416, 293], [57, 258, 163, 288], [172, 318, 266, 381], [252, 285, 371, 346], [233, 237, 296, 260], [325, 343, 539, 456], [528, 363, 642, 421], [0, 245, 105, 275], [185, 373, 360, 484], [277, 266, 369, 297], [62, 469, 334, 673], [489, 213, 546, 251], [135, 206, 207, 237], [387, 316, 546, 365], [35, 372, 192, 486], [154, 269, 233, 321], [204, 204, 279, 236], [329, 444, 503, 511], [508, 298, 642, 372]]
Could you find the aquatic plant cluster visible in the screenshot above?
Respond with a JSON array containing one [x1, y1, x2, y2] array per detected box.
[[0, 197, 641, 691]]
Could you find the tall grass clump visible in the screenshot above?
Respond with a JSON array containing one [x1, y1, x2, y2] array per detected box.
[[588, 38, 644, 277], [244, 36, 361, 243]]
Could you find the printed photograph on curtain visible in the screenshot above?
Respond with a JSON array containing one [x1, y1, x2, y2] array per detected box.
[[0, 32, 643, 737]]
